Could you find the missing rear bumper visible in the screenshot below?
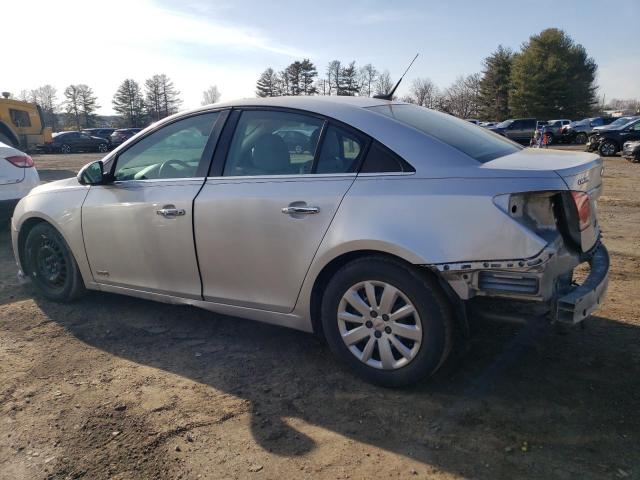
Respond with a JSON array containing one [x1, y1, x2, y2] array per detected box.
[[555, 245, 609, 325]]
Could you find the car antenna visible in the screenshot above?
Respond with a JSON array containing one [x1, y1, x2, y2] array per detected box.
[[373, 53, 419, 101]]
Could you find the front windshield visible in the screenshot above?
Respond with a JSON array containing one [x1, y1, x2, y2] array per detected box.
[[369, 104, 522, 163], [496, 119, 514, 128]]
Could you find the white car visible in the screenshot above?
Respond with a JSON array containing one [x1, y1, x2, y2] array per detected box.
[[0, 141, 39, 223]]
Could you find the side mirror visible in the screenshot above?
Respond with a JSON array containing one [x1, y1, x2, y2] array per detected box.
[[77, 160, 106, 185]]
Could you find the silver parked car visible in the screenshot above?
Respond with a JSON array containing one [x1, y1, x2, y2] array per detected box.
[[10, 97, 609, 387]]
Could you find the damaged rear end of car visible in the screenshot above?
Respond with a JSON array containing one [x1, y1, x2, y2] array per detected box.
[[435, 151, 609, 326]]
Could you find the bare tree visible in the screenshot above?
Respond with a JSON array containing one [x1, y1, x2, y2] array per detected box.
[[35, 85, 59, 130], [374, 70, 394, 97], [202, 85, 221, 105], [326, 60, 342, 95], [145, 74, 182, 121], [406, 78, 439, 108], [359, 64, 378, 97], [440, 74, 482, 118]]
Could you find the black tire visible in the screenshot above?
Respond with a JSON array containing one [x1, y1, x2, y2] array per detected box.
[[321, 256, 453, 387], [575, 132, 588, 144], [60, 144, 72, 154], [24, 222, 86, 302], [97, 143, 108, 153], [598, 140, 618, 157]]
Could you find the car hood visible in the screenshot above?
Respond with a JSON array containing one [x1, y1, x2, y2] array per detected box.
[[481, 148, 602, 189], [28, 176, 86, 196]]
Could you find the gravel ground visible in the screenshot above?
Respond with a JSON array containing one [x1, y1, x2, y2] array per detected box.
[[0, 148, 638, 480]]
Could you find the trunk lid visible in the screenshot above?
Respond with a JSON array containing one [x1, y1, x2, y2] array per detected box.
[[483, 148, 603, 251]]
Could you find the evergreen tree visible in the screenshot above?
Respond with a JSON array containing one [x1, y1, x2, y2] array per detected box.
[[478, 45, 514, 121], [299, 59, 318, 95], [112, 79, 145, 127], [283, 61, 303, 95], [75, 85, 99, 128], [144, 74, 182, 121], [509, 28, 597, 119], [339, 61, 360, 96], [256, 68, 280, 97]]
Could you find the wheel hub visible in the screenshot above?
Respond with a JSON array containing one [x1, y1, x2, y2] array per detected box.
[[337, 280, 423, 370]]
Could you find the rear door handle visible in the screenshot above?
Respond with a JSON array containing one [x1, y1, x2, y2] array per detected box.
[[156, 205, 186, 217], [281, 206, 320, 215]]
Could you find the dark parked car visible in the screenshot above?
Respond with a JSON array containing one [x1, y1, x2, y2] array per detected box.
[[587, 119, 640, 156], [43, 131, 109, 154], [274, 128, 313, 153], [82, 128, 116, 144], [542, 119, 571, 144], [622, 140, 640, 162], [565, 117, 617, 144], [110, 128, 142, 147], [488, 118, 537, 144]]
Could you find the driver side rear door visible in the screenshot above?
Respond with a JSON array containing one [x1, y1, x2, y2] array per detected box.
[[81, 111, 225, 298]]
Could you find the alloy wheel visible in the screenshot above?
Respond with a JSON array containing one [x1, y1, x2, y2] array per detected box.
[[337, 280, 422, 370], [600, 141, 616, 156], [98, 143, 108, 152], [61, 144, 71, 154]]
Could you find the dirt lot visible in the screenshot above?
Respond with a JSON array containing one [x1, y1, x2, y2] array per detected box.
[[1, 150, 638, 480]]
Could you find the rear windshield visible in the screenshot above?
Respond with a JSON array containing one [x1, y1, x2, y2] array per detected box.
[[369, 104, 522, 163]]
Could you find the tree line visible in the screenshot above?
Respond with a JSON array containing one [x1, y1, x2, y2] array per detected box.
[[17, 78, 221, 131], [256, 28, 616, 121]]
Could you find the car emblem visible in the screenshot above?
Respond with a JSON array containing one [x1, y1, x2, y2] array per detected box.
[[577, 176, 589, 186]]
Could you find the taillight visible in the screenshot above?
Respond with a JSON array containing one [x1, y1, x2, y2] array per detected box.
[[571, 191, 591, 231], [5, 155, 34, 168]]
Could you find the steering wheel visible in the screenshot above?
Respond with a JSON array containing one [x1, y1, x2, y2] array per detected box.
[[158, 159, 190, 178]]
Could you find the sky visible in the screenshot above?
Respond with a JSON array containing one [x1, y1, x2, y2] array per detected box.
[[3, 0, 639, 115]]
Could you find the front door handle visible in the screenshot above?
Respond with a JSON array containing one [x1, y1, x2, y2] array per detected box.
[[281, 206, 320, 215], [156, 205, 186, 217]]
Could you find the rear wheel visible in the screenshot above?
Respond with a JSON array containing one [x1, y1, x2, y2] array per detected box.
[[575, 132, 588, 144], [321, 256, 453, 387], [545, 133, 554, 145], [24, 223, 86, 302], [98, 143, 108, 153], [60, 144, 72, 154], [599, 140, 618, 157]]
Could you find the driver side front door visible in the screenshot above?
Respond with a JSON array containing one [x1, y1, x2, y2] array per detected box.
[[81, 111, 224, 299]]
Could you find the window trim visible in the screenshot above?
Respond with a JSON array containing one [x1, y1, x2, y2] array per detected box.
[[211, 106, 372, 179], [106, 109, 229, 182]]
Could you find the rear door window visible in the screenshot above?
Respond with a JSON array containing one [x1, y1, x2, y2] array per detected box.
[[315, 125, 365, 174], [223, 110, 323, 176]]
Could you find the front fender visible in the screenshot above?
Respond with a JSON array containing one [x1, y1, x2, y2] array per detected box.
[[11, 185, 92, 286]]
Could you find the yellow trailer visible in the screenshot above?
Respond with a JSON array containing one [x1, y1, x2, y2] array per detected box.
[[0, 94, 53, 151]]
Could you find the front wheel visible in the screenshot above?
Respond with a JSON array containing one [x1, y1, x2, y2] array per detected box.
[[60, 144, 72, 154], [97, 143, 108, 153], [321, 257, 453, 387], [599, 140, 618, 157], [575, 132, 588, 144], [24, 222, 86, 302]]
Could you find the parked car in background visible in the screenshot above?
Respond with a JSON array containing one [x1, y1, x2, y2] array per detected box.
[[41, 131, 109, 154], [586, 116, 639, 152], [465, 119, 481, 125], [83, 128, 116, 146], [109, 128, 142, 147], [274, 128, 313, 153], [0, 141, 39, 223], [587, 118, 640, 156], [543, 119, 572, 144], [622, 140, 640, 162], [10, 97, 609, 387], [480, 121, 498, 128], [565, 117, 617, 144], [488, 118, 537, 144]]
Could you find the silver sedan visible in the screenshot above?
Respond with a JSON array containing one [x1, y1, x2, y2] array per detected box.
[[10, 97, 609, 386]]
